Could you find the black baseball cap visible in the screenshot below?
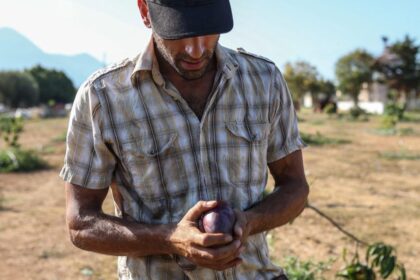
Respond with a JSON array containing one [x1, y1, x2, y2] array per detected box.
[[146, 0, 234, 40]]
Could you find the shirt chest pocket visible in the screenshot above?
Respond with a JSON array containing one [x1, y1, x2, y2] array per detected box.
[[122, 126, 188, 207], [223, 121, 270, 186], [132, 132, 178, 157]]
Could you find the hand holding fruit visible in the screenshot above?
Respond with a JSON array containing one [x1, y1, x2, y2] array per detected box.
[[199, 201, 236, 234], [168, 200, 243, 271], [199, 200, 251, 245]]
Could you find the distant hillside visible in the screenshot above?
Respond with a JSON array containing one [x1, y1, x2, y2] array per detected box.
[[0, 27, 104, 86]]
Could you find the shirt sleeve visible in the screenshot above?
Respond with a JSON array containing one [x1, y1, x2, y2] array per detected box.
[[59, 81, 116, 189], [266, 66, 307, 163]]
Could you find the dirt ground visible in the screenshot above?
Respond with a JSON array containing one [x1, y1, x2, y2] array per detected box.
[[0, 112, 419, 279]]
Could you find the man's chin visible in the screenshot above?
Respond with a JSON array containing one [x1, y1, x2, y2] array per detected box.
[[177, 69, 207, 80]]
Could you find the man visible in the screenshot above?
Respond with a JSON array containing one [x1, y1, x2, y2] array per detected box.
[[60, 0, 309, 279]]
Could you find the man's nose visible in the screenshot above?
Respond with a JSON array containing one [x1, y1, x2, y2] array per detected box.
[[184, 37, 206, 59]]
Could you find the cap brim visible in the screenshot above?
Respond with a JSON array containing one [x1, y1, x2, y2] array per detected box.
[[147, 0, 234, 40]]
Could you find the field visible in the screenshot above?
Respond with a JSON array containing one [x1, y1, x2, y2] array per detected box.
[[0, 111, 419, 279]]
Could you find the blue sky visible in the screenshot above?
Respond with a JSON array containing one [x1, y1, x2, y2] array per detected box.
[[1, 0, 419, 81]]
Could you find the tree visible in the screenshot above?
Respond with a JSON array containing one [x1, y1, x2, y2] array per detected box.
[[373, 35, 420, 105], [317, 79, 337, 112], [335, 49, 374, 106], [0, 71, 39, 108], [26, 65, 76, 105], [318, 79, 336, 99], [283, 61, 320, 107]]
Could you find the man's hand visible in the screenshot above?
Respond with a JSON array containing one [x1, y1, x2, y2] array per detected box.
[[233, 209, 252, 245], [168, 201, 244, 270]]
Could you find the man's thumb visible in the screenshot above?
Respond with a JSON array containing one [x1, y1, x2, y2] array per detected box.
[[183, 200, 218, 221]]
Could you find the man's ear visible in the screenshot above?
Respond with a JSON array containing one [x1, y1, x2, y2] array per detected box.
[[138, 0, 152, 28]]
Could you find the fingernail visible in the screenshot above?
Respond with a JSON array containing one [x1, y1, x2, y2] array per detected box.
[[225, 235, 233, 242], [205, 201, 216, 206], [234, 225, 242, 233]]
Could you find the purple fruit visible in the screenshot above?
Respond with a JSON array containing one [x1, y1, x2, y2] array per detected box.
[[199, 201, 236, 234]]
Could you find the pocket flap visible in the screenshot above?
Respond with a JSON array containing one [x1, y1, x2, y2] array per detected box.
[[225, 122, 270, 142], [135, 132, 178, 157]]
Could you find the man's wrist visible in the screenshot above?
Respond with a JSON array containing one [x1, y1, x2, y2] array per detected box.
[[243, 210, 257, 236], [134, 223, 177, 256], [157, 223, 178, 255]]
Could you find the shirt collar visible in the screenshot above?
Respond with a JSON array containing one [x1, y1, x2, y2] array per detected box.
[[131, 38, 164, 87], [130, 37, 239, 87], [215, 43, 239, 79]]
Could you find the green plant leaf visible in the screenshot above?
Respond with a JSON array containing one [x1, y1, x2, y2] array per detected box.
[[380, 256, 395, 279]]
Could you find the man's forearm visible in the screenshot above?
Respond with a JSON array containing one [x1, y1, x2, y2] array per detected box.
[[69, 212, 173, 257], [245, 177, 309, 235]]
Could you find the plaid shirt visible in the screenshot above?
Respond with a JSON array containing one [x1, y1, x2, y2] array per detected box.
[[60, 38, 305, 280]]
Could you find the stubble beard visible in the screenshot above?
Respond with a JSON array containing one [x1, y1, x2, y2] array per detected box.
[[153, 34, 218, 80]]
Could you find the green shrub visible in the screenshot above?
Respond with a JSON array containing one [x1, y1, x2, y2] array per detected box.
[[379, 151, 420, 161], [380, 102, 406, 131], [283, 256, 334, 280], [402, 111, 420, 122], [323, 103, 337, 115], [301, 132, 351, 146], [0, 148, 48, 173], [0, 117, 24, 148], [380, 115, 398, 130], [397, 127, 415, 136], [349, 106, 366, 120], [384, 102, 405, 121], [0, 116, 48, 173], [337, 243, 406, 280], [378, 102, 407, 133]]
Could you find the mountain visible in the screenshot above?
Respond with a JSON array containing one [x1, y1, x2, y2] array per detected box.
[[0, 27, 104, 86]]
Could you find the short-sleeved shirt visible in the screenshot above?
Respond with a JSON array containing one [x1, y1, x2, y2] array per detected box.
[[60, 38, 306, 280]]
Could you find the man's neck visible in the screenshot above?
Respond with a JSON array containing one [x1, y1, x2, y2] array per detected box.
[[154, 45, 218, 120]]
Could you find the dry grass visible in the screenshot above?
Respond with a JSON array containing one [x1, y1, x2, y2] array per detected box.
[[0, 113, 419, 279]]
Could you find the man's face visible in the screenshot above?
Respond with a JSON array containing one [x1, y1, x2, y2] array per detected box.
[[153, 33, 220, 80]]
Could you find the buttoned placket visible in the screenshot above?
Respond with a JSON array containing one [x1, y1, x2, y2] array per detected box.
[[157, 73, 226, 201], [163, 64, 238, 202]]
